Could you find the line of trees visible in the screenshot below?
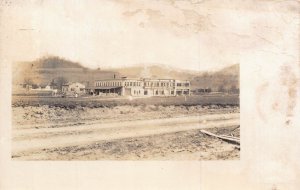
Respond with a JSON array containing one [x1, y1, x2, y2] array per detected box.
[[23, 76, 68, 90], [218, 85, 239, 94]]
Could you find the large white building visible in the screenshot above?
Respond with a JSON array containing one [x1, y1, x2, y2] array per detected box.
[[93, 78, 190, 96]]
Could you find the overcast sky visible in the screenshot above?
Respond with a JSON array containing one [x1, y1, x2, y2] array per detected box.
[[1, 0, 298, 71]]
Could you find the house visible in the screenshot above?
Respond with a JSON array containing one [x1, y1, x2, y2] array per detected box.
[[62, 82, 86, 94]]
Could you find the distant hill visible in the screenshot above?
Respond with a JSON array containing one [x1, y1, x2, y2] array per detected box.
[[13, 56, 239, 91], [111, 64, 239, 91], [12, 56, 118, 86], [110, 64, 200, 80], [191, 64, 239, 91]]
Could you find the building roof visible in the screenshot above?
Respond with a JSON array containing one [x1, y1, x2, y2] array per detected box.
[[62, 82, 85, 86], [94, 86, 122, 90], [95, 78, 180, 81], [95, 78, 141, 81]]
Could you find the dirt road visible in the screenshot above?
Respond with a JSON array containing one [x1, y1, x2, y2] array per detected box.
[[12, 112, 239, 160]]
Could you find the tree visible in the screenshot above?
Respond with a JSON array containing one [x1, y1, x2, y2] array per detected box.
[[230, 85, 239, 94], [55, 77, 68, 90], [24, 78, 34, 85], [218, 85, 225, 92]]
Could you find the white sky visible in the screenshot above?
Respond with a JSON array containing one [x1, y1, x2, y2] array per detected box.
[[1, 0, 299, 71]]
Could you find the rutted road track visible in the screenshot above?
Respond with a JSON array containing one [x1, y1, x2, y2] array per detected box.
[[12, 113, 239, 160]]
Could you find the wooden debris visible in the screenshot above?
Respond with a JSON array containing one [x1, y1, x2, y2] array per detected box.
[[200, 129, 240, 145], [219, 135, 240, 140]]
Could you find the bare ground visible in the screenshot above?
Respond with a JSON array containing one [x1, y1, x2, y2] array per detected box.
[[12, 104, 240, 160]]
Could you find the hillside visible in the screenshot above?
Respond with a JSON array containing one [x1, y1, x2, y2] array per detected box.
[[192, 64, 240, 90], [110, 64, 200, 80], [113, 64, 240, 90], [12, 57, 118, 86], [13, 56, 239, 91]]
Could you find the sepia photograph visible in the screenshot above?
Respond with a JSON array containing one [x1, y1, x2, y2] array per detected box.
[[9, 0, 240, 161], [12, 57, 239, 160], [1, 0, 300, 189]]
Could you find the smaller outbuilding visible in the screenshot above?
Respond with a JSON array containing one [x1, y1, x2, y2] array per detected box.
[[62, 82, 86, 95]]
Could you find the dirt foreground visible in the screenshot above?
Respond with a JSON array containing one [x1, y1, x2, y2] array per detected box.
[[12, 105, 240, 160]]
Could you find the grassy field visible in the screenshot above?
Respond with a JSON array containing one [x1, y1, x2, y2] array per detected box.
[[12, 94, 239, 108]]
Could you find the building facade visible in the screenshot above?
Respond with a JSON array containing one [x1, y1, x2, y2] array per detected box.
[[62, 82, 86, 94], [94, 78, 190, 96]]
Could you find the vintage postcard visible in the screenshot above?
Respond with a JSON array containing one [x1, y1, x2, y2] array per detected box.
[[0, 0, 299, 189]]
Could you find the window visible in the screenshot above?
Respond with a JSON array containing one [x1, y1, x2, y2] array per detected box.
[[130, 82, 132, 86]]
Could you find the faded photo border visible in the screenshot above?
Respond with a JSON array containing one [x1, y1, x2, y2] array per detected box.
[[1, 1, 300, 190]]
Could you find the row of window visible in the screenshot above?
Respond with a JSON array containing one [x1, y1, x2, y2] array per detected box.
[[96, 81, 122, 87], [144, 82, 174, 87], [125, 82, 141, 87], [154, 90, 174, 95], [95, 81, 190, 87], [133, 90, 141, 95], [176, 83, 190, 87], [143, 90, 175, 95]]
